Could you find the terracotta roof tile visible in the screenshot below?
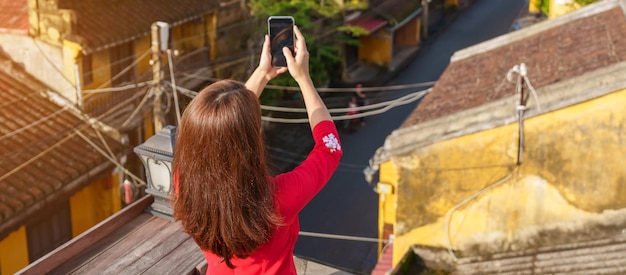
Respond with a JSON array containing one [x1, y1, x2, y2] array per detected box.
[[0, 0, 28, 33], [57, 0, 222, 53], [401, 7, 626, 128], [0, 51, 124, 239]]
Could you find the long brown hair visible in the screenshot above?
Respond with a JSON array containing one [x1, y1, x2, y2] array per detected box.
[[172, 80, 281, 268]]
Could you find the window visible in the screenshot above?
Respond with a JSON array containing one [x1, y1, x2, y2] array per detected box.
[[82, 54, 93, 85], [109, 42, 135, 86], [26, 200, 72, 262]]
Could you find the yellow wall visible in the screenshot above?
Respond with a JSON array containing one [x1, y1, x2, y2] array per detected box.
[[207, 14, 218, 61], [445, 0, 459, 8], [171, 22, 206, 55], [549, 1, 581, 19], [377, 161, 399, 255], [380, 89, 626, 266], [529, 0, 543, 13], [134, 37, 152, 77], [62, 39, 82, 88], [359, 29, 392, 67], [70, 173, 121, 236], [0, 227, 29, 275], [394, 17, 421, 47], [83, 50, 114, 90]]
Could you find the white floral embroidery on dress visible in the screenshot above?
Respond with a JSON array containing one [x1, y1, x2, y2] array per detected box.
[[322, 133, 341, 153]]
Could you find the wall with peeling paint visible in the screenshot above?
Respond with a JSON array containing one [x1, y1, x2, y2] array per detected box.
[[381, 89, 626, 265]]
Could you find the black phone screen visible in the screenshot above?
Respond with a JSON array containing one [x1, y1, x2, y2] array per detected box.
[[268, 17, 294, 67]]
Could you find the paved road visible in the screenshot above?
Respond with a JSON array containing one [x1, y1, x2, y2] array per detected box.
[[294, 0, 527, 273]]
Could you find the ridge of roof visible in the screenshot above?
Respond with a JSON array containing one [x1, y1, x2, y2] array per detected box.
[[399, 1, 626, 129], [385, 61, 626, 158], [57, 0, 223, 54]]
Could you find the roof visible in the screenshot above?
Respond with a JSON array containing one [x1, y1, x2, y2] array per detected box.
[[349, 0, 421, 34], [19, 194, 356, 274], [365, 0, 626, 179], [16, 195, 207, 274], [401, 0, 626, 128], [372, 0, 420, 26], [57, 0, 221, 53], [347, 16, 388, 33], [0, 50, 123, 240], [371, 243, 393, 275], [0, 0, 28, 34]]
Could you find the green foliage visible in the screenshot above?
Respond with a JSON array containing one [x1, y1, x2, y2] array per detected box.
[[539, 0, 600, 15], [541, 0, 549, 15], [249, 0, 363, 93], [338, 25, 370, 38]]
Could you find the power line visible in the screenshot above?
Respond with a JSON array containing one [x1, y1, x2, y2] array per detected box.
[[0, 107, 69, 141], [170, 82, 430, 123], [89, 49, 152, 90], [178, 71, 436, 92], [298, 231, 387, 244], [82, 81, 153, 94], [263, 89, 430, 123], [74, 128, 146, 186], [0, 88, 148, 161]]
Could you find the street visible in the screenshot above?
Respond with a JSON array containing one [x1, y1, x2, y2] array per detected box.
[[293, 0, 528, 273]]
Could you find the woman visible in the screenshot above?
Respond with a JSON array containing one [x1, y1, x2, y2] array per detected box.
[[172, 25, 342, 274]]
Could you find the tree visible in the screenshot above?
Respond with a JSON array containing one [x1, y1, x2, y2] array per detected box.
[[248, 0, 366, 103]]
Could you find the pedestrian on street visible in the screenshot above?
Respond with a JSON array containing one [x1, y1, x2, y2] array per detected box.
[[344, 95, 359, 132], [172, 25, 342, 274], [355, 83, 368, 126]]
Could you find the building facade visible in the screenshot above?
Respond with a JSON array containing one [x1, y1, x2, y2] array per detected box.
[[368, 0, 626, 271], [0, 0, 257, 273]]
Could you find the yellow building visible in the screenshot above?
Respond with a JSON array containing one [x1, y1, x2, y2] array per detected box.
[[367, 0, 626, 272], [0, 0, 256, 273], [347, 0, 423, 72], [529, 0, 593, 19]]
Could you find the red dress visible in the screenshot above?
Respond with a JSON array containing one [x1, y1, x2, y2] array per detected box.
[[203, 120, 342, 274]]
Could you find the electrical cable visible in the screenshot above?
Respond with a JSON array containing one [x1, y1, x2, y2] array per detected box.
[[91, 49, 151, 90], [91, 123, 117, 161], [179, 71, 435, 92], [263, 89, 430, 123], [298, 231, 387, 244], [444, 165, 519, 261], [1, 88, 148, 161], [0, 107, 69, 141], [0, 130, 75, 182], [261, 90, 428, 113], [121, 87, 155, 128], [74, 129, 146, 186], [82, 81, 152, 94], [0, 90, 41, 109], [443, 63, 544, 260], [172, 83, 430, 123], [34, 39, 75, 87]]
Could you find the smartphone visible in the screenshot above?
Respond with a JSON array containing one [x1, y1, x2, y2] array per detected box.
[[268, 16, 295, 67]]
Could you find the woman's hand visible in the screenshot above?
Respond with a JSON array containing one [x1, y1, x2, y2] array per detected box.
[[258, 34, 288, 80], [245, 35, 288, 97], [283, 25, 310, 84], [283, 25, 330, 128]]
